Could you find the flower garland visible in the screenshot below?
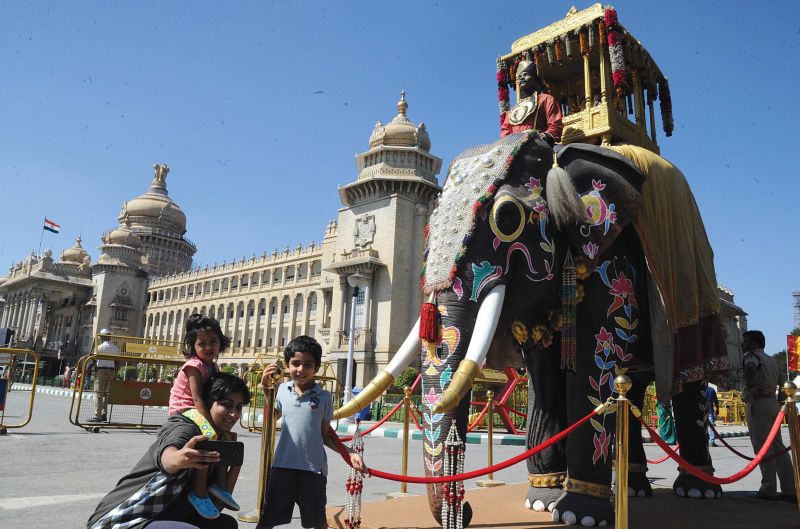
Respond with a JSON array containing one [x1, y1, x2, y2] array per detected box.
[[659, 77, 674, 136], [603, 7, 628, 96], [343, 426, 365, 529], [496, 58, 510, 114]]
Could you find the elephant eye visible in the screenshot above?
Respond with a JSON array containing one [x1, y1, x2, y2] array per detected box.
[[489, 195, 525, 243]]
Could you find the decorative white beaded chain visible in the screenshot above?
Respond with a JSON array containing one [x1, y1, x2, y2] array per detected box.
[[344, 426, 365, 529], [441, 425, 466, 529]]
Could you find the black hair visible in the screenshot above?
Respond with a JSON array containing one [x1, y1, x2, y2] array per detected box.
[[183, 313, 231, 359], [202, 372, 251, 405], [743, 330, 766, 349], [284, 335, 322, 368]]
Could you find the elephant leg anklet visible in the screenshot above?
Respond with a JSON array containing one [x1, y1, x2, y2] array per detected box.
[[528, 472, 566, 488], [562, 477, 612, 499]]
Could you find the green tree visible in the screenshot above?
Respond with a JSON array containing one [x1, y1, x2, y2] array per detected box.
[[392, 367, 419, 393]]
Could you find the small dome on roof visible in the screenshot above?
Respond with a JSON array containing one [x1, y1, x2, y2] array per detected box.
[[104, 225, 141, 248], [60, 236, 90, 264], [369, 91, 431, 151]]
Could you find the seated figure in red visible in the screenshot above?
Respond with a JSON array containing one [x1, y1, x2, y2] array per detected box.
[[500, 60, 563, 145]]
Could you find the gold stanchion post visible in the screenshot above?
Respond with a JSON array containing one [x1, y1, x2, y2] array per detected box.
[[477, 390, 505, 487], [239, 364, 282, 523], [614, 375, 632, 529], [782, 381, 800, 511], [387, 386, 417, 499]]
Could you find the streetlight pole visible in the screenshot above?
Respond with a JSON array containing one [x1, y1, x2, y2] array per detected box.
[[342, 272, 367, 422]]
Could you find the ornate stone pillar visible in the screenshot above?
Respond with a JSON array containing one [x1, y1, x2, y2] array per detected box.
[[583, 51, 592, 110]]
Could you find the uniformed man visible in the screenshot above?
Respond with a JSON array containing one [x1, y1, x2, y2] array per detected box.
[[92, 329, 119, 422], [743, 330, 796, 501]]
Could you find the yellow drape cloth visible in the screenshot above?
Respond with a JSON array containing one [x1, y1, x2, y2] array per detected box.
[[607, 145, 720, 330]]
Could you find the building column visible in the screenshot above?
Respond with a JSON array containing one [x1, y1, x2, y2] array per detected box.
[[287, 297, 296, 342], [242, 302, 251, 352], [582, 50, 592, 110], [362, 279, 373, 334], [232, 305, 241, 350]]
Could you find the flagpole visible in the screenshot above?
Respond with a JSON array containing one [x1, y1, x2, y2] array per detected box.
[[37, 219, 45, 257]]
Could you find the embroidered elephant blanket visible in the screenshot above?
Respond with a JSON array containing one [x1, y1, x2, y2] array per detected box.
[[609, 144, 729, 399]]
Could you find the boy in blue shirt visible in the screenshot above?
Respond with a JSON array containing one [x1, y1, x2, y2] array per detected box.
[[257, 335, 365, 529]]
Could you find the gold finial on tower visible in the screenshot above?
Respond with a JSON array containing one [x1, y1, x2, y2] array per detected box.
[[397, 90, 408, 116]]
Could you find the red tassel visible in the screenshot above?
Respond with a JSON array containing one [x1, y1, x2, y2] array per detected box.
[[419, 299, 440, 343]]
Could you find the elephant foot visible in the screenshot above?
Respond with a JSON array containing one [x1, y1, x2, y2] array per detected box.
[[626, 470, 652, 498], [672, 468, 722, 499], [551, 479, 613, 527], [525, 486, 562, 512], [525, 473, 566, 512]]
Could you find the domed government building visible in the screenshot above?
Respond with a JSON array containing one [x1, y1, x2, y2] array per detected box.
[[0, 93, 748, 387]]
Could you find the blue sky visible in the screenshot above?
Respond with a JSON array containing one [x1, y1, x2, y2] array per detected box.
[[1, 1, 798, 352]]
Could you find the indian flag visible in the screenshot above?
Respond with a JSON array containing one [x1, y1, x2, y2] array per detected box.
[[43, 218, 60, 234]]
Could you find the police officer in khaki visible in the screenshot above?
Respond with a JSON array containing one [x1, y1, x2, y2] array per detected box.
[[743, 330, 796, 501], [92, 329, 119, 422]]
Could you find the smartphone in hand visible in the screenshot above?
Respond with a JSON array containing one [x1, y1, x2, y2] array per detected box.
[[196, 440, 244, 467]]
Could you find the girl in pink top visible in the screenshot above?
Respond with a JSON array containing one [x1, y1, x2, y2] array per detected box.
[[169, 314, 239, 520]]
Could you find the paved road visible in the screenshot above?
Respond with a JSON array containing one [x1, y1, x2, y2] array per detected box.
[[0, 387, 784, 529]]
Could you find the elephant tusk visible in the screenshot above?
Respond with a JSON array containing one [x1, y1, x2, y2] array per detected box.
[[432, 359, 479, 413], [333, 370, 395, 420]]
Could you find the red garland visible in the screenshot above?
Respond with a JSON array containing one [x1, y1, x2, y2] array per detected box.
[[498, 86, 509, 102], [603, 7, 628, 96]]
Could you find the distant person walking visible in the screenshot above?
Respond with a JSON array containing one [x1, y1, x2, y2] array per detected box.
[[742, 330, 796, 501]]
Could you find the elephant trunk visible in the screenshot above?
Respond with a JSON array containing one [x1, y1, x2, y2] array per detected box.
[[422, 285, 505, 526], [432, 285, 506, 414]]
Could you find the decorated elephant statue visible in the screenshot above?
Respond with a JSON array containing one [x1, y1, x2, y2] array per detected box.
[[335, 131, 729, 527]]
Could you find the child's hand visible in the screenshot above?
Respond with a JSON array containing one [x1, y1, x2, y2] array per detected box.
[[350, 453, 367, 474], [261, 363, 280, 388]]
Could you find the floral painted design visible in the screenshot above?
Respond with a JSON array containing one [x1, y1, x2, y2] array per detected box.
[[587, 258, 638, 464], [582, 241, 599, 259], [580, 179, 618, 237]]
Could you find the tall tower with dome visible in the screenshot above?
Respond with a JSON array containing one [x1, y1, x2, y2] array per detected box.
[[118, 164, 196, 277], [323, 91, 442, 385]]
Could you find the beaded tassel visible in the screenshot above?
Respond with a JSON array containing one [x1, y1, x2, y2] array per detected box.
[[441, 425, 465, 529], [560, 253, 577, 372], [344, 421, 365, 529]]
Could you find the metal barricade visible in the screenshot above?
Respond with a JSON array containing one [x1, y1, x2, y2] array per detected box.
[[0, 348, 39, 434], [68, 333, 184, 433]]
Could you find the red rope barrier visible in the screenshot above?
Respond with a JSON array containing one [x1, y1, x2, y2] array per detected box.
[[337, 374, 423, 442], [638, 410, 786, 485], [467, 402, 490, 432], [409, 405, 423, 430], [330, 408, 598, 484], [647, 446, 677, 465], [708, 423, 791, 462]]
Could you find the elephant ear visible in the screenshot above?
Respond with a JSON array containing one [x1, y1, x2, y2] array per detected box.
[[550, 144, 645, 264]]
